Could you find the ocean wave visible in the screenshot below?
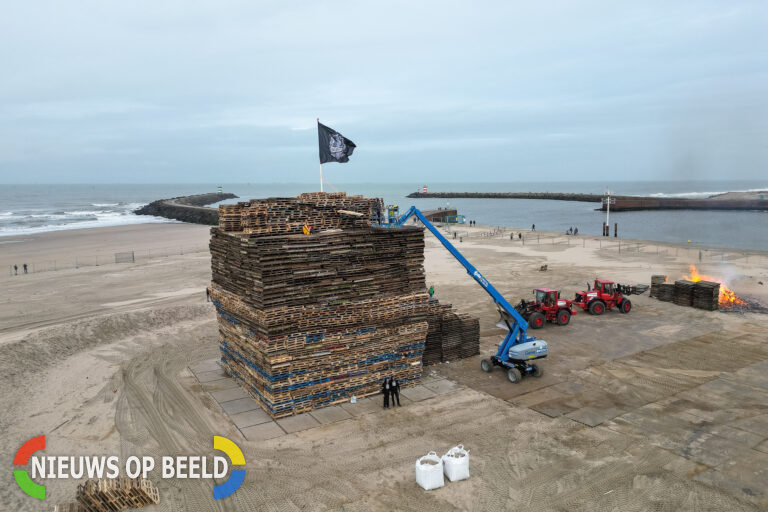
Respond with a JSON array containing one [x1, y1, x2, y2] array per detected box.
[[91, 203, 119, 207], [0, 211, 12, 216], [0, 213, 175, 237]]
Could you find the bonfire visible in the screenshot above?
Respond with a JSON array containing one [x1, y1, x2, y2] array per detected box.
[[682, 264, 746, 308]]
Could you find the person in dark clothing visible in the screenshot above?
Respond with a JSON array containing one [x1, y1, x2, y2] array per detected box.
[[206, 287, 211, 302], [382, 377, 391, 408], [518, 233, 522, 239], [13, 264, 18, 275], [23, 263, 28, 274], [391, 377, 401, 407], [531, 224, 535, 231], [574, 227, 578, 235]]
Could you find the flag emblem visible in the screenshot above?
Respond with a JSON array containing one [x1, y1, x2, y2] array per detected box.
[[318, 121, 356, 164]]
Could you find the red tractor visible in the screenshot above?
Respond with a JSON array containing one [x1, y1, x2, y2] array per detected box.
[[514, 288, 576, 329], [573, 279, 632, 315]]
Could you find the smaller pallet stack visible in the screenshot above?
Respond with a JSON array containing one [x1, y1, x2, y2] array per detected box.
[[693, 281, 720, 311], [458, 313, 480, 359], [421, 301, 480, 364], [649, 275, 667, 298], [53, 505, 83, 512], [673, 280, 695, 307], [423, 301, 449, 365], [56, 478, 160, 512], [657, 283, 675, 302], [440, 312, 463, 362]]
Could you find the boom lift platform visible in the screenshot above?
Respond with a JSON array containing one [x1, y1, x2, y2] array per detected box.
[[386, 207, 547, 383]]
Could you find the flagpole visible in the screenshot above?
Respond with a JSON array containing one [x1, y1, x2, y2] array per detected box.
[[317, 117, 323, 192]]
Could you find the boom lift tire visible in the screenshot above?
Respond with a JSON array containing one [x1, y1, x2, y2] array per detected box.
[[531, 364, 543, 378], [529, 312, 545, 329], [507, 368, 522, 383], [556, 309, 571, 326], [589, 301, 605, 315], [481, 359, 493, 372]]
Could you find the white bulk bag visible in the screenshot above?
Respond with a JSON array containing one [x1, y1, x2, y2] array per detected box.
[[415, 451, 445, 490], [442, 445, 470, 482]]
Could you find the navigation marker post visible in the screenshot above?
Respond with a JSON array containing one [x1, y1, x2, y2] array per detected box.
[[602, 190, 615, 236]]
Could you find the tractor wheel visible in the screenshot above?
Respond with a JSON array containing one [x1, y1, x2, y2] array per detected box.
[[507, 368, 522, 383], [529, 312, 545, 329], [556, 309, 571, 326], [531, 364, 543, 378], [589, 301, 605, 315], [481, 359, 493, 373], [620, 298, 632, 313]]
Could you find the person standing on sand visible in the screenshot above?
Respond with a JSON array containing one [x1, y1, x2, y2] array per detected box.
[[531, 224, 535, 231], [13, 264, 18, 275], [574, 227, 578, 235], [382, 377, 391, 409], [391, 377, 401, 407], [428, 285, 434, 298], [206, 287, 210, 302], [23, 263, 28, 274]]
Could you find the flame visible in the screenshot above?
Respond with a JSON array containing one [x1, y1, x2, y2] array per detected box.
[[682, 264, 747, 307]]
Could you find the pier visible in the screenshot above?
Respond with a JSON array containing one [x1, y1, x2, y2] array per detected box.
[[408, 192, 768, 212]]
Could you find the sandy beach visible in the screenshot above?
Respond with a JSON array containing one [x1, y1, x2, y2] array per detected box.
[[2, 222, 768, 511]]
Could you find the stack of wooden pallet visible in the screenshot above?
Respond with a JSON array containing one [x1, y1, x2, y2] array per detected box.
[[211, 193, 432, 418], [210, 227, 426, 310], [673, 280, 696, 307], [649, 275, 667, 298], [656, 283, 675, 302], [218, 192, 384, 235], [420, 301, 480, 364], [693, 281, 720, 310], [53, 478, 160, 512], [457, 313, 480, 359]]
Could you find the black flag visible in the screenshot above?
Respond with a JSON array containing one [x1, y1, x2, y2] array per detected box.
[[318, 121, 356, 164]]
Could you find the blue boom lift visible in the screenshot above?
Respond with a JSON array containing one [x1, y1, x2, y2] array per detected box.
[[386, 206, 547, 383]]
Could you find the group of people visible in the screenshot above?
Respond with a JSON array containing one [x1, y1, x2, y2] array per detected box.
[[509, 232, 523, 240], [381, 376, 401, 409], [468, 220, 476, 226], [565, 226, 579, 235], [12, 263, 28, 275]]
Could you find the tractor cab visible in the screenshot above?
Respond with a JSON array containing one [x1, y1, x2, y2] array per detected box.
[[535, 288, 559, 307], [595, 280, 615, 297]]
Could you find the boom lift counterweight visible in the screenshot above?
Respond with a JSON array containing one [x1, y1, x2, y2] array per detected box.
[[386, 207, 547, 383]]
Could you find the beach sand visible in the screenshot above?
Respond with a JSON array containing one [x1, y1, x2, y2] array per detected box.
[[1, 222, 767, 511]]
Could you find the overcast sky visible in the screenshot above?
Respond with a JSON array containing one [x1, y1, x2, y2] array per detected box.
[[1, 1, 767, 183]]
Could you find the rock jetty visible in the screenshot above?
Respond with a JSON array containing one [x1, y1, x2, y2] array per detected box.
[[135, 192, 238, 225]]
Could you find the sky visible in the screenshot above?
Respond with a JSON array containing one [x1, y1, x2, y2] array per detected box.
[[1, 1, 767, 184]]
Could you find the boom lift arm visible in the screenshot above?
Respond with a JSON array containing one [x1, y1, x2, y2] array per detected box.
[[389, 206, 548, 382]]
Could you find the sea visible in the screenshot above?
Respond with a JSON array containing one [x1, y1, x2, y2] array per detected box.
[[1, 181, 767, 251]]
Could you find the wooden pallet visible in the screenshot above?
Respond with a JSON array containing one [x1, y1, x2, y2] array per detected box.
[[75, 477, 159, 511], [218, 192, 384, 234]]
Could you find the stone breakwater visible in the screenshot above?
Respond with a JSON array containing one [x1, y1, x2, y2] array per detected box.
[[407, 192, 768, 211], [135, 192, 238, 225], [407, 192, 608, 202]]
